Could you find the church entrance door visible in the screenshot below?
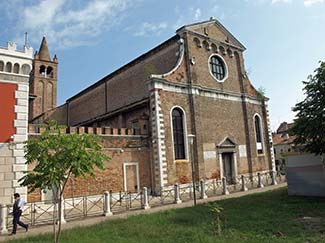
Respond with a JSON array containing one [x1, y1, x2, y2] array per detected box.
[[222, 153, 234, 184]]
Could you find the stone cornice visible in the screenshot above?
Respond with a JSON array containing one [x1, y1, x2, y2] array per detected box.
[[148, 78, 263, 105]]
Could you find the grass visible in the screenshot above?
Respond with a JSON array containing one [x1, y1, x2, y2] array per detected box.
[[4, 187, 325, 243]]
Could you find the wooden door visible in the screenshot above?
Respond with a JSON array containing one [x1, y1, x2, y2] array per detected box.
[[222, 153, 233, 184], [125, 164, 138, 193]]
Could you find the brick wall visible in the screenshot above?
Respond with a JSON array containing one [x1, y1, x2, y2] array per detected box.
[[67, 37, 180, 126], [27, 126, 151, 202]]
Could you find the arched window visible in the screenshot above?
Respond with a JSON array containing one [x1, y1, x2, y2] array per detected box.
[[172, 108, 185, 160], [0, 61, 4, 71], [211, 43, 218, 53], [13, 63, 19, 74], [193, 37, 201, 48], [46, 66, 53, 78], [254, 115, 263, 154], [209, 55, 227, 81], [22, 64, 31, 75], [5, 62, 12, 72], [39, 65, 46, 76]]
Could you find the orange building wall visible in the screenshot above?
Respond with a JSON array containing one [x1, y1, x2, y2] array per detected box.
[[0, 83, 17, 142]]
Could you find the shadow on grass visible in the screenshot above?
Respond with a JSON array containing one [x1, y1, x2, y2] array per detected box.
[[4, 187, 325, 243]]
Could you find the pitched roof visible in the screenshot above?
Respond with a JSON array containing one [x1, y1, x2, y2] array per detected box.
[[38, 36, 51, 61], [177, 17, 246, 51], [276, 122, 294, 134], [272, 133, 295, 145]]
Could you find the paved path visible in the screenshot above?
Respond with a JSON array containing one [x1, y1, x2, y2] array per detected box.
[[0, 183, 287, 242]]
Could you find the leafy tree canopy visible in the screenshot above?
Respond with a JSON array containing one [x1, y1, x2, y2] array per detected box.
[[20, 120, 109, 194], [290, 61, 325, 156], [20, 120, 109, 243]]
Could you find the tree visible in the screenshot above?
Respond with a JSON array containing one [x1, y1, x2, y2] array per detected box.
[[19, 120, 109, 243], [209, 202, 224, 236], [290, 61, 325, 157], [257, 86, 267, 102]]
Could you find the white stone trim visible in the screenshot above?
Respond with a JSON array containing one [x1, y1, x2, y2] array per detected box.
[[253, 113, 265, 155], [219, 151, 238, 180], [14, 105, 28, 114], [13, 164, 27, 172], [13, 149, 25, 157], [208, 53, 229, 83], [17, 84, 28, 91], [15, 90, 28, 99], [14, 119, 27, 127], [0, 79, 29, 85], [123, 162, 140, 193], [150, 90, 168, 190], [264, 101, 276, 171], [13, 134, 27, 142], [150, 39, 184, 79], [149, 79, 262, 106]]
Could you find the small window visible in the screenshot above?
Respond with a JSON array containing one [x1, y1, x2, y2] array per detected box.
[[172, 108, 185, 160], [13, 63, 19, 74], [0, 61, 4, 71], [22, 64, 31, 75], [5, 62, 12, 72], [47, 66, 53, 78], [209, 55, 227, 81], [254, 115, 263, 154], [39, 65, 46, 76]]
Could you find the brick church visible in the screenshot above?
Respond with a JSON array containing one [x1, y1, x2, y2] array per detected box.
[[1, 18, 275, 203]]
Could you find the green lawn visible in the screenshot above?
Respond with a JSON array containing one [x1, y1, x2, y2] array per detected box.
[[5, 187, 325, 243]]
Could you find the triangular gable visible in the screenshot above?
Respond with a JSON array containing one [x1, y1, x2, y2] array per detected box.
[[177, 18, 246, 51], [218, 137, 237, 148]]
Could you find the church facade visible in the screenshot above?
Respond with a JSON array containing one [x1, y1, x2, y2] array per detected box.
[[1, 18, 275, 203]]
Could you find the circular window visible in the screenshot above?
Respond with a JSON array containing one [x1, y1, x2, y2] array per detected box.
[[209, 55, 227, 82]]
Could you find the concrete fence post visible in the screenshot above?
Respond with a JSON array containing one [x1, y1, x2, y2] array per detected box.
[[200, 179, 208, 199], [0, 204, 8, 235], [271, 170, 278, 185], [257, 173, 264, 188], [222, 177, 229, 195], [213, 179, 217, 194], [142, 187, 150, 210], [174, 184, 182, 204], [104, 191, 113, 216], [241, 175, 248, 191]]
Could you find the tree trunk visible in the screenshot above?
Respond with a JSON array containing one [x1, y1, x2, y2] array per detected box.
[[52, 186, 58, 243], [217, 215, 221, 236], [56, 186, 64, 243]]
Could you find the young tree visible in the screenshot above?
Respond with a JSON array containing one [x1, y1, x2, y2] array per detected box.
[[290, 61, 325, 157], [209, 202, 224, 236], [19, 120, 109, 243]]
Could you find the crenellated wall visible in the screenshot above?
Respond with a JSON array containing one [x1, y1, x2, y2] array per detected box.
[[26, 125, 151, 202]]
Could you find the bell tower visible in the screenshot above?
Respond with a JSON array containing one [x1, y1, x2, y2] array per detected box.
[[29, 36, 58, 121]]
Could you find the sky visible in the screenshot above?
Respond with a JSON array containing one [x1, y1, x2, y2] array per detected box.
[[1, 0, 325, 131]]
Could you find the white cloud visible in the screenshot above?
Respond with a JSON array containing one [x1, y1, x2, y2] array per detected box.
[[132, 22, 168, 37], [15, 0, 134, 49], [173, 6, 207, 30], [304, 0, 325, 7], [271, 0, 292, 4], [194, 8, 201, 21]]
